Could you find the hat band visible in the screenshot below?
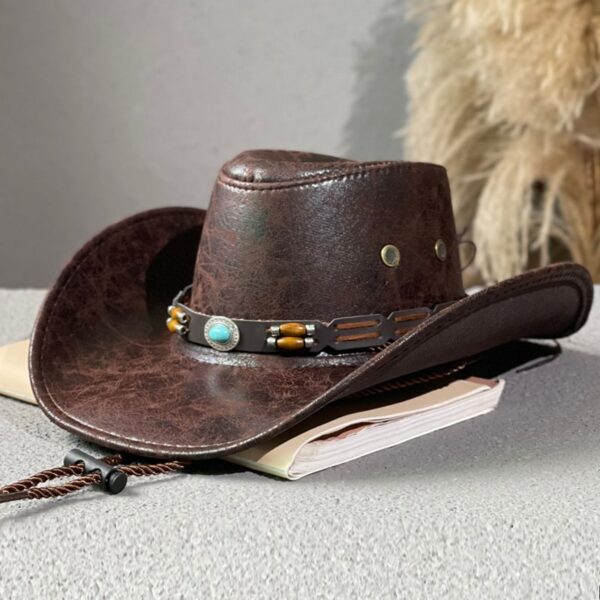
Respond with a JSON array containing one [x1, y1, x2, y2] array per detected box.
[[166, 286, 457, 354]]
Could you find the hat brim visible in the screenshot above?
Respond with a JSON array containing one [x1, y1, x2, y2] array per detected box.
[[30, 207, 593, 459]]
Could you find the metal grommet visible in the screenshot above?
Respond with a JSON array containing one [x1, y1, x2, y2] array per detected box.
[[435, 239, 448, 261], [380, 244, 401, 268]]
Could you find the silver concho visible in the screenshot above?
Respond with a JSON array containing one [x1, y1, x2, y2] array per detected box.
[[203, 316, 240, 352]]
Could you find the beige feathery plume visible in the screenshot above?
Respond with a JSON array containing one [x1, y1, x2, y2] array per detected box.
[[404, 0, 600, 282]]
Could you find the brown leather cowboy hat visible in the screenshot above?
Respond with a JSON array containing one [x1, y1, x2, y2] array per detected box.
[[29, 150, 593, 459]]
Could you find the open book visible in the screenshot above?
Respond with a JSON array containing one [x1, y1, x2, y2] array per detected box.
[[0, 339, 503, 479]]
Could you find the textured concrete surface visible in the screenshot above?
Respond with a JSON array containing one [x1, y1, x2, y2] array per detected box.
[[0, 288, 599, 599]]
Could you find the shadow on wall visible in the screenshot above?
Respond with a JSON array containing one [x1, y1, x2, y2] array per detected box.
[[342, 0, 415, 161]]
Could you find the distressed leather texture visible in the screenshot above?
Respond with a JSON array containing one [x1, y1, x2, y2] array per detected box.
[[191, 150, 465, 320], [29, 151, 594, 459]]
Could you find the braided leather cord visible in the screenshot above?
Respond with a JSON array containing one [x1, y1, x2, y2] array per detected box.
[[0, 454, 188, 504]]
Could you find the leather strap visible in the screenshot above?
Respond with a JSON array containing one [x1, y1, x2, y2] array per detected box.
[[168, 286, 457, 354]]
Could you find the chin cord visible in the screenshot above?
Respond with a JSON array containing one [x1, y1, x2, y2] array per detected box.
[[0, 449, 189, 505]]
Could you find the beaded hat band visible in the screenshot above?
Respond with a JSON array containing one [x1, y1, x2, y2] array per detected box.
[[167, 285, 456, 354]]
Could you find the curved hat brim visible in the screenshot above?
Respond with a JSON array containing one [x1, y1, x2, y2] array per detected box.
[[30, 208, 593, 459]]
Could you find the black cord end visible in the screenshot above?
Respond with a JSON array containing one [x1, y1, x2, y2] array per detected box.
[[64, 449, 128, 494]]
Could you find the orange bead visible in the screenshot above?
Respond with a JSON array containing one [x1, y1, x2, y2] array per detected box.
[[279, 322, 307, 337], [166, 318, 179, 333], [168, 306, 185, 320], [276, 336, 305, 351]]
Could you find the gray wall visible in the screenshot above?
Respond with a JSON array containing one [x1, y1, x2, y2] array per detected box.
[[0, 0, 414, 287]]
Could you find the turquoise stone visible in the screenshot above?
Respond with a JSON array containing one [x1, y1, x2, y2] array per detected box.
[[208, 323, 231, 344]]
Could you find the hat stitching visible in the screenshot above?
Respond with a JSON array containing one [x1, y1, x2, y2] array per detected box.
[[217, 161, 446, 191]]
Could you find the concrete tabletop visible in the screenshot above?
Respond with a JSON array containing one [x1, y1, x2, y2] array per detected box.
[[0, 288, 599, 599]]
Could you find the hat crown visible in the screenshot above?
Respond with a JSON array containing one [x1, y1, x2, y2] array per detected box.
[[190, 150, 465, 321]]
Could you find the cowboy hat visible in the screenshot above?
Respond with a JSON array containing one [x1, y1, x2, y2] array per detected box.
[[29, 150, 593, 459]]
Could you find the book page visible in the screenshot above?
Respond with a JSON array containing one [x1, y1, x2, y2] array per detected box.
[[228, 379, 498, 478]]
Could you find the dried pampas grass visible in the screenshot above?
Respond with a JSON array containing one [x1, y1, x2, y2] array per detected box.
[[404, 0, 600, 282]]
